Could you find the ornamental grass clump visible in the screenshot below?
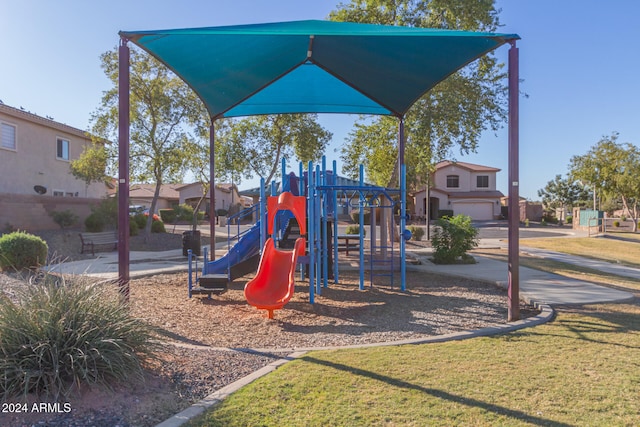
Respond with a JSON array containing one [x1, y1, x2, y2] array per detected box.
[[431, 214, 478, 264], [0, 275, 159, 400]]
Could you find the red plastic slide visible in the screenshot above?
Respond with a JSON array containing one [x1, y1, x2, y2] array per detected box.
[[244, 237, 306, 319]]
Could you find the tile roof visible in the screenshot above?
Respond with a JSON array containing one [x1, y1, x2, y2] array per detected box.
[[435, 160, 501, 172]]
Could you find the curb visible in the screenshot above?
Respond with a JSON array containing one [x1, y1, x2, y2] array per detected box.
[[154, 306, 554, 427], [155, 351, 307, 427]]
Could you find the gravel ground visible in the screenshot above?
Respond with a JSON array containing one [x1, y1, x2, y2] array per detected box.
[[0, 229, 538, 427], [32, 228, 184, 262]]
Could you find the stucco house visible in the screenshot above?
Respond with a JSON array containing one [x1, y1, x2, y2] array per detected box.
[[129, 183, 182, 212], [413, 161, 504, 221], [0, 102, 108, 230], [177, 182, 247, 215], [129, 182, 247, 216]]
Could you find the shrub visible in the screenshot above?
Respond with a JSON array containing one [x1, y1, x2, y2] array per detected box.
[[174, 204, 194, 222], [133, 213, 147, 230], [406, 225, 425, 241], [344, 225, 365, 236], [90, 197, 118, 229], [0, 231, 49, 271], [49, 210, 78, 230], [159, 209, 177, 224], [430, 214, 478, 264], [613, 220, 620, 228], [129, 219, 139, 236], [84, 212, 105, 232], [151, 220, 166, 233], [0, 275, 158, 399]]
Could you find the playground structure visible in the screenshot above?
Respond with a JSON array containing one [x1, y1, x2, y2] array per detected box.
[[187, 157, 409, 316], [117, 20, 522, 320]]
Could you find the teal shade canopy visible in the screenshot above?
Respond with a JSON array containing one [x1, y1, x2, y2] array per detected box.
[[120, 20, 519, 119]]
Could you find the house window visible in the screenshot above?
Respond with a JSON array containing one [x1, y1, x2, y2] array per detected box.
[[1, 122, 17, 151], [477, 175, 489, 188], [56, 137, 69, 160], [446, 175, 459, 188]]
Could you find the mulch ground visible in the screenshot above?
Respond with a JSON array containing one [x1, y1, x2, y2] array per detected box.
[[0, 228, 539, 427]]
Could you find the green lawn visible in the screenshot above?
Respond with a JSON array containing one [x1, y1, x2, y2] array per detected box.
[[473, 248, 640, 292], [187, 303, 639, 426], [184, 236, 640, 427], [520, 235, 640, 268]]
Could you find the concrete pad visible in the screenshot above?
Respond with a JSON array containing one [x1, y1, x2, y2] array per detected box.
[[409, 252, 634, 306]]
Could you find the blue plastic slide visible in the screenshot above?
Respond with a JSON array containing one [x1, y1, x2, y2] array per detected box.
[[205, 221, 261, 275]]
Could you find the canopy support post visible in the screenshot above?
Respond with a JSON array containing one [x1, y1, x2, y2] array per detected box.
[[117, 37, 130, 301], [398, 116, 406, 292], [508, 39, 520, 321], [209, 121, 216, 261]]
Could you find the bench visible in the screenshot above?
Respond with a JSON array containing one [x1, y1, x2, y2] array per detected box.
[[79, 231, 118, 256], [337, 234, 360, 255]]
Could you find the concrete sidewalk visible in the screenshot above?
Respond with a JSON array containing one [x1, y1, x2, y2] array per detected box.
[[408, 248, 635, 306], [519, 245, 640, 280], [46, 243, 635, 306], [44, 242, 230, 280]]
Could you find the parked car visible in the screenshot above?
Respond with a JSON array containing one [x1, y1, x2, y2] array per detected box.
[[129, 205, 145, 216]]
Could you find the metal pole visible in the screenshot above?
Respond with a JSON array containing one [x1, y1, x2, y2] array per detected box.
[[399, 117, 406, 292], [400, 165, 407, 292], [281, 157, 287, 191], [508, 40, 520, 322], [259, 178, 266, 250], [359, 164, 365, 290], [209, 122, 216, 261], [322, 156, 328, 289], [332, 159, 339, 283], [308, 161, 315, 303], [426, 178, 430, 240], [315, 165, 322, 295], [117, 37, 130, 301]]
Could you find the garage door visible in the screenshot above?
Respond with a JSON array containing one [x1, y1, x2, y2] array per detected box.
[[452, 202, 494, 220]]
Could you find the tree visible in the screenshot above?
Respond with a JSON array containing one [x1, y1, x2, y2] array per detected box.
[[569, 133, 640, 232], [219, 114, 332, 186], [69, 141, 109, 197], [91, 46, 208, 239], [537, 174, 590, 222], [330, 0, 509, 190]]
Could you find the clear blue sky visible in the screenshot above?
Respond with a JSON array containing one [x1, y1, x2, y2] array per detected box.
[[2, 1, 639, 200]]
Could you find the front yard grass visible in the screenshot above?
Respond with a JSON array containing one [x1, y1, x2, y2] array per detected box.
[[518, 235, 640, 269], [183, 234, 640, 427], [186, 302, 639, 426]]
